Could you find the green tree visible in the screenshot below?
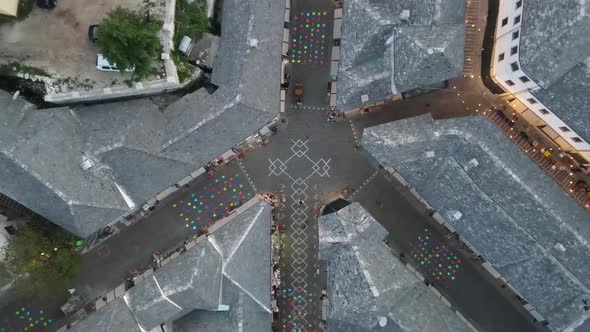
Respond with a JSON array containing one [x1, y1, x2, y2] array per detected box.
[[1, 217, 83, 299], [96, 7, 161, 80], [174, 0, 209, 46]]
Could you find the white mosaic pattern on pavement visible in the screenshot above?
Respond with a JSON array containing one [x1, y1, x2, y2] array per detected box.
[[288, 105, 326, 111], [269, 139, 331, 247], [268, 139, 331, 331]]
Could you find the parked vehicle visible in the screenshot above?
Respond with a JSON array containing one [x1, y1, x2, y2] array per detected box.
[[295, 83, 303, 105], [96, 54, 134, 73], [88, 25, 99, 43]]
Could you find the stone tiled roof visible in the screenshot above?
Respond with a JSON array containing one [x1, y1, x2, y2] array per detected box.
[[392, 25, 464, 92], [362, 115, 590, 330], [0, 91, 129, 236], [335, 0, 464, 111], [519, 0, 590, 89], [68, 201, 271, 332], [519, 1, 590, 143], [319, 202, 471, 332], [529, 61, 590, 143], [0, 0, 284, 237]]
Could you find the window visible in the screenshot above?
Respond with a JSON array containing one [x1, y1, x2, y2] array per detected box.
[[512, 31, 519, 40], [502, 17, 508, 26], [511, 62, 519, 71], [519, 76, 530, 83], [539, 109, 550, 115], [516, 0, 522, 9], [527, 98, 537, 104], [572, 137, 583, 143], [514, 15, 521, 25], [505, 80, 515, 86], [498, 53, 505, 61], [511, 46, 518, 55], [559, 126, 571, 132]]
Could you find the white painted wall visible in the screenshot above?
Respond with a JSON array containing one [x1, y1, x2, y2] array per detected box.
[[491, 0, 590, 154]]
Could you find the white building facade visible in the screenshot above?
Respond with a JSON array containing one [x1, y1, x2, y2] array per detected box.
[[490, 0, 590, 166]]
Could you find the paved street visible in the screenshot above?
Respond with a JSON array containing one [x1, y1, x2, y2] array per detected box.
[[240, 117, 376, 332], [74, 163, 254, 301], [0, 163, 254, 329], [0, 0, 565, 331], [240, 1, 363, 329], [237, 0, 547, 331], [238, 82, 547, 332], [0, 288, 64, 332], [354, 171, 548, 332], [240, 103, 549, 331]]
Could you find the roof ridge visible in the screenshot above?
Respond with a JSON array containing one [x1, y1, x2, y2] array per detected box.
[[1, 150, 70, 202], [223, 204, 266, 268], [161, 99, 236, 151], [102, 145, 195, 169], [219, 203, 270, 312], [223, 272, 272, 313], [68, 200, 128, 213], [394, 25, 463, 74]]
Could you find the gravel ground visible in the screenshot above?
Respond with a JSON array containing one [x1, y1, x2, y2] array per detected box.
[[0, 0, 163, 91]]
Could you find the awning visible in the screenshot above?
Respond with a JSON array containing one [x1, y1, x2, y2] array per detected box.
[[330, 61, 338, 77], [331, 46, 340, 61], [220, 149, 236, 160], [333, 18, 342, 39]]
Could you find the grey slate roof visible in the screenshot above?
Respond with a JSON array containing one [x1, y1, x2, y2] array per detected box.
[[66, 297, 140, 332], [519, 0, 590, 89], [319, 202, 471, 332], [362, 115, 590, 330], [68, 200, 272, 332], [519, 1, 590, 143], [393, 25, 464, 92], [0, 0, 284, 237], [529, 62, 590, 144], [210, 0, 283, 115], [336, 0, 464, 111], [126, 240, 222, 329], [0, 91, 129, 237], [173, 276, 276, 331], [172, 309, 234, 332]]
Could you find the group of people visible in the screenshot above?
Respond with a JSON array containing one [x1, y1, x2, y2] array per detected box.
[[326, 107, 345, 123]]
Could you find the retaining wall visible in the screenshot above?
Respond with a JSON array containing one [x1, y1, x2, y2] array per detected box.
[[45, 0, 200, 104]]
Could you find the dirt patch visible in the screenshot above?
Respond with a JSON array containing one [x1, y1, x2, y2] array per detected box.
[[0, 0, 163, 91]]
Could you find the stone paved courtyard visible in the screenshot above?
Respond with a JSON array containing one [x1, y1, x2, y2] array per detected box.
[[169, 169, 254, 233]]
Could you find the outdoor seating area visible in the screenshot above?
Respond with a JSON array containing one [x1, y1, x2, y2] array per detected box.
[[485, 108, 590, 210]]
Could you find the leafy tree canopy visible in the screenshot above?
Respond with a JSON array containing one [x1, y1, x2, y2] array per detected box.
[[1, 217, 83, 299], [96, 7, 161, 80], [174, 0, 209, 45]]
